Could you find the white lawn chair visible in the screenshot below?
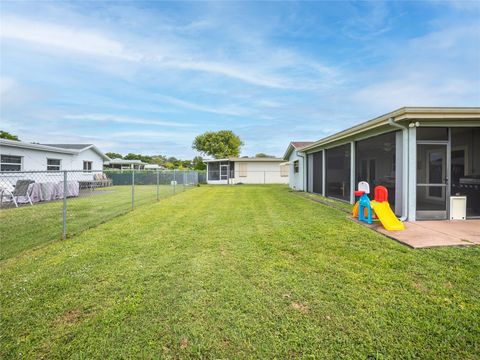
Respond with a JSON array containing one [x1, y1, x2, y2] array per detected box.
[[1, 180, 34, 207], [0, 182, 15, 207]]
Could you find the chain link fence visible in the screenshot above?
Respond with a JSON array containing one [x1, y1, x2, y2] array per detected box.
[[0, 169, 201, 259], [206, 170, 289, 184]]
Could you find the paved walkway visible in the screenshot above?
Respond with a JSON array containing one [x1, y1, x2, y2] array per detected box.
[[371, 220, 480, 249]]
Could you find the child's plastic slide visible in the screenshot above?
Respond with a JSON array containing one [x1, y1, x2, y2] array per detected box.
[[370, 201, 405, 231]]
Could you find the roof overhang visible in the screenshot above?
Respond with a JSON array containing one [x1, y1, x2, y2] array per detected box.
[[105, 159, 148, 165], [204, 157, 284, 163], [301, 107, 480, 153], [0, 139, 78, 154], [1, 139, 111, 161], [79, 144, 110, 161], [283, 144, 295, 160]]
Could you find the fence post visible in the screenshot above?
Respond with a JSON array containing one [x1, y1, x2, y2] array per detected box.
[[183, 170, 186, 190], [264, 171, 266, 184], [62, 170, 67, 239], [131, 169, 135, 210], [156, 169, 160, 201], [173, 169, 176, 195]]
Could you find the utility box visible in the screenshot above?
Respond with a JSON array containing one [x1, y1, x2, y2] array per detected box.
[[450, 196, 467, 220]]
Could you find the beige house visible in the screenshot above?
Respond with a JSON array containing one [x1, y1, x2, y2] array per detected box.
[[205, 158, 289, 184]]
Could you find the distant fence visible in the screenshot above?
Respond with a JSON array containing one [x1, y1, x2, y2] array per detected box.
[[206, 170, 289, 184], [0, 169, 201, 255]]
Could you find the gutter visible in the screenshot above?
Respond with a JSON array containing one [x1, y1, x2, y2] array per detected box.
[[388, 118, 408, 221]]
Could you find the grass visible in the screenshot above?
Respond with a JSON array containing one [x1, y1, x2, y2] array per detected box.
[[0, 184, 190, 260], [0, 185, 479, 359], [298, 191, 354, 213]]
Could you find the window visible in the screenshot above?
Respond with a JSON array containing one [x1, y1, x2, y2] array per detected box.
[[1, 155, 22, 171], [326, 144, 351, 201], [281, 164, 289, 177], [239, 163, 248, 177], [83, 161, 92, 172], [47, 158, 61, 171], [293, 160, 299, 174], [451, 127, 480, 218], [417, 127, 448, 141], [312, 151, 323, 194], [356, 131, 397, 208], [208, 162, 219, 180]]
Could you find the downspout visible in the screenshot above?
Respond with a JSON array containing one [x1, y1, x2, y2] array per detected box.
[[388, 118, 408, 221], [296, 150, 306, 191]]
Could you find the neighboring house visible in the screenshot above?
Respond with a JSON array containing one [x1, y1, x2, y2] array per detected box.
[[0, 139, 109, 172], [290, 107, 480, 221], [104, 158, 147, 170], [205, 157, 289, 184], [283, 141, 314, 191], [144, 164, 165, 170]]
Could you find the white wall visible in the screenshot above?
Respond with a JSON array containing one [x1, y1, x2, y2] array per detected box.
[[0, 145, 105, 186], [288, 150, 305, 191], [0, 145, 104, 172], [234, 161, 289, 184]]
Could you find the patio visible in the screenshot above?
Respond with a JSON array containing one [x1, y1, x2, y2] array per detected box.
[[370, 220, 480, 249]]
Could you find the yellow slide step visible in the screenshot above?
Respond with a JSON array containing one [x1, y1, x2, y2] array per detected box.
[[370, 201, 405, 231]]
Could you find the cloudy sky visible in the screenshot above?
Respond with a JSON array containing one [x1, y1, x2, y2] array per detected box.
[[1, 1, 479, 158]]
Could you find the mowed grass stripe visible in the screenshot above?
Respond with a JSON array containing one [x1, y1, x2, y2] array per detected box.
[[0, 185, 479, 359]]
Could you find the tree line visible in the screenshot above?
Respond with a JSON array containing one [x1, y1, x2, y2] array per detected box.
[[105, 152, 206, 170]]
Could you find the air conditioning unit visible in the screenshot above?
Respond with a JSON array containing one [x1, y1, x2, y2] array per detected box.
[[450, 196, 467, 220]]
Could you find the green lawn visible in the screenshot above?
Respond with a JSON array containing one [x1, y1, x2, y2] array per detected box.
[[1, 185, 479, 358], [0, 184, 190, 260]]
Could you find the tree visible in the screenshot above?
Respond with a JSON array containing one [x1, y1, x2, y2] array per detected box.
[[192, 130, 243, 159], [192, 156, 206, 170], [0, 130, 19, 141], [105, 152, 123, 159], [124, 153, 153, 163], [255, 153, 275, 158]]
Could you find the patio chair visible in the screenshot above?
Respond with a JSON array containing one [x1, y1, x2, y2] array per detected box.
[[2, 180, 35, 207]]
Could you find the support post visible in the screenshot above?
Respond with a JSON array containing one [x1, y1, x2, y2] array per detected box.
[[322, 150, 326, 196], [62, 170, 67, 239], [156, 169, 160, 201], [173, 169, 176, 194], [350, 141, 356, 204], [131, 169, 135, 210], [407, 125, 417, 221]]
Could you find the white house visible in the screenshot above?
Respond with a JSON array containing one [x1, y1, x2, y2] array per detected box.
[[0, 139, 109, 172], [205, 157, 289, 184], [283, 142, 314, 191], [104, 158, 147, 170]]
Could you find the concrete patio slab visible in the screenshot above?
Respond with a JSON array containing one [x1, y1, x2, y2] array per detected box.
[[358, 219, 480, 249]]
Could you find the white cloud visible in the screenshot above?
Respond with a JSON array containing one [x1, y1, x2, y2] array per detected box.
[[63, 114, 193, 127], [0, 16, 139, 61], [156, 95, 249, 117], [0, 14, 337, 90], [109, 130, 196, 141], [0, 77, 16, 96], [352, 23, 480, 110]]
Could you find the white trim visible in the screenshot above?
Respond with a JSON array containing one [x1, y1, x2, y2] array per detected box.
[[0, 154, 23, 171], [350, 142, 355, 204], [46, 158, 62, 171], [301, 107, 480, 153]]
